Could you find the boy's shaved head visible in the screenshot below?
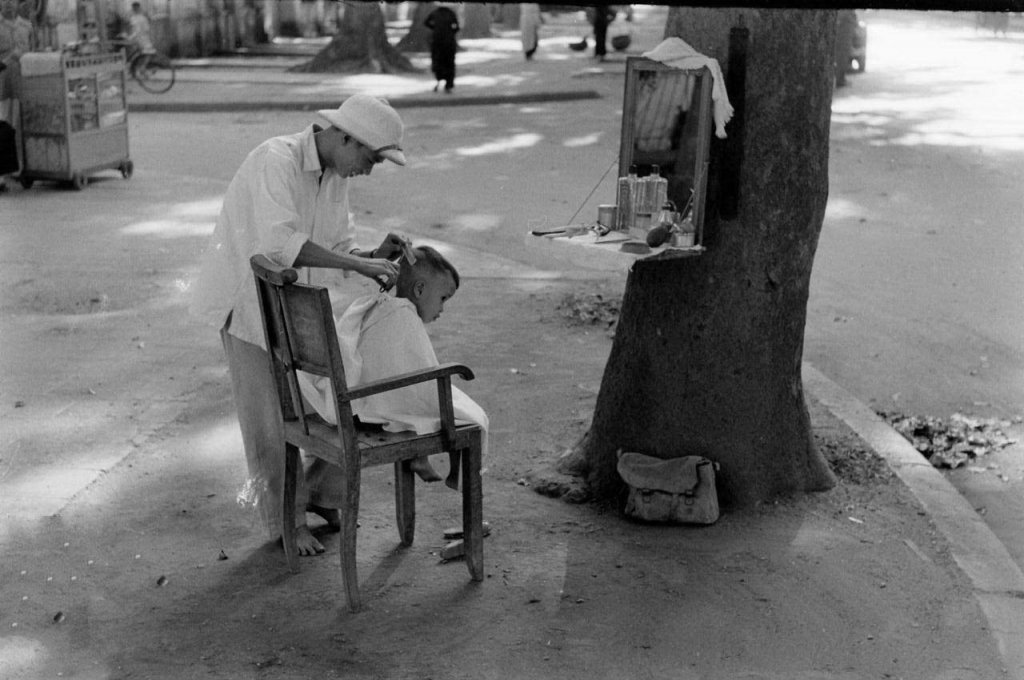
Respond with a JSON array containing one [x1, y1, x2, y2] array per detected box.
[[396, 245, 459, 323], [398, 245, 459, 290]]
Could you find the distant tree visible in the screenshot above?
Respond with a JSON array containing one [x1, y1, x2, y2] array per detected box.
[[461, 3, 493, 38], [292, 1, 417, 74], [382, 1, 403, 22], [495, 3, 520, 28], [396, 1, 437, 52], [549, 9, 840, 507]]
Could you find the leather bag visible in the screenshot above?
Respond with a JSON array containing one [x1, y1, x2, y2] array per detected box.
[[616, 451, 720, 525]]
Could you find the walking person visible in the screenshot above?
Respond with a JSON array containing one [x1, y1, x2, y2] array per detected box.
[[519, 3, 541, 60], [588, 6, 615, 62], [425, 5, 459, 93], [191, 95, 410, 556]]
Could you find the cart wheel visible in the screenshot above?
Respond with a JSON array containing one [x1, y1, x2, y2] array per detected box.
[[71, 173, 87, 191], [18, 177, 34, 190], [120, 161, 134, 179]]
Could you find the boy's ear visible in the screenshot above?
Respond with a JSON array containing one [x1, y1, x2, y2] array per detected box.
[[411, 279, 426, 299]]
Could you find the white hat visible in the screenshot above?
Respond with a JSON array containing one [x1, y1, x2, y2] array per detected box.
[[318, 95, 406, 166]]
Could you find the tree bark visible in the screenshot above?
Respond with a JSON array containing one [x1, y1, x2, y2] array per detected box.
[[563, 9, 839, 507], [396, 2, 437, 53], [494, 3, 519, 29], [291, 1, 417, 74], [461, 3, 493, 39]]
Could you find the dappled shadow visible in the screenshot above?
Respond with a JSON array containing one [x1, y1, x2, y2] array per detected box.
[[809, 11, 1024, 418], [832, 17, 1024, 153], [1, 169, 231, 515]]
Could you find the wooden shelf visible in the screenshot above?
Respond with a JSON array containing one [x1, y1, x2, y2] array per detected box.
[[526, 227, 703, 272]]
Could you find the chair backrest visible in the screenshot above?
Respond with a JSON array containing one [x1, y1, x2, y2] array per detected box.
[[250, 254, 357, 443]]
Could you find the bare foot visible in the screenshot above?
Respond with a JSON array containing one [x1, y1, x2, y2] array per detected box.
[[294, 524, 326, 556], [409, 456, 442, 482], [306, 503, 341, 531]]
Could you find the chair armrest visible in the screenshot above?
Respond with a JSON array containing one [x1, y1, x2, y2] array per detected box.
[[250, 254, 298, 286], [345, 362, 474, 401]]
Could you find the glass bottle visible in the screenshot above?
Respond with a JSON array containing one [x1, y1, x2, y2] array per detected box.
[[615, 176, 631, 231], [616, 164, 639, 231], [650, 164, 669, 214]]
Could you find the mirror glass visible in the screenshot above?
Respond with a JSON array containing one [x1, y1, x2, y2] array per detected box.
[[618, 58, 714, 243]]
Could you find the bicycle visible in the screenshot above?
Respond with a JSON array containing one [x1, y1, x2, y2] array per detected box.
[[111, 39, 176, 94]]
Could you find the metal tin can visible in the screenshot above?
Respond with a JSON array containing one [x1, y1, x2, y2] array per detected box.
[[597, 204, 617, 231]]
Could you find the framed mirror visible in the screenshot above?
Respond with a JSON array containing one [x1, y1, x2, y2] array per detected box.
[[618, 57, 714, 245]]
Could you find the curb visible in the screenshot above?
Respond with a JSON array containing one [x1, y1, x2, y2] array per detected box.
[[803, 362, 1024, 680], [127, 89, 602, 113]]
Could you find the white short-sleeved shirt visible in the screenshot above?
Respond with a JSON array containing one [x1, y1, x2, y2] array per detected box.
[[128, 13, 156, 53], [190, 124, 357, 347]]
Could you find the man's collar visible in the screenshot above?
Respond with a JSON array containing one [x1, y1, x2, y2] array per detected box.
[[302, 124, 324, 174]]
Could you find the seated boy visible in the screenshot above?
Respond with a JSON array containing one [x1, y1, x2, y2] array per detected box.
[[294, 246, 489, 551]]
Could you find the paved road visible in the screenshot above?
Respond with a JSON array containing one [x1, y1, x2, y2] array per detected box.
[[806, 10, 1024, 573]]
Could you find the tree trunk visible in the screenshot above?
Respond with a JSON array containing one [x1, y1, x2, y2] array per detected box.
[[291, 1, 417, 74], [382, 2, 403, 23], [561, 9, 839, 507], [396, 2, 437, 53], [461, 3, 493, 39], [494, 3, 519, 29]]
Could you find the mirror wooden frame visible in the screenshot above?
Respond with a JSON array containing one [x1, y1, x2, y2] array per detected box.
[[618, 57, 714, 246]]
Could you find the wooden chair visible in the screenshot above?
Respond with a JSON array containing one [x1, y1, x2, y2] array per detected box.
[[249, 254, 484, 612]]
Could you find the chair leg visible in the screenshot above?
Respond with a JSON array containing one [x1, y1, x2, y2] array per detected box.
[[340, 466, 361, 612], [395, 459, 416, 547], [282, 443, 300, 573], [461, 442, 484, 581]]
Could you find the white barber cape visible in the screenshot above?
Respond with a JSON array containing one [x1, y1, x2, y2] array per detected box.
[[298, 295, 489, 455]]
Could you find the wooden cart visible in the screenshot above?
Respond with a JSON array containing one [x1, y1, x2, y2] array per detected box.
[[18, 51, 132, 190]]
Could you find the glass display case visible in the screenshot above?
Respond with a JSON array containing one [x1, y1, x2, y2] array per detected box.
[[18, 51, 133, 190]]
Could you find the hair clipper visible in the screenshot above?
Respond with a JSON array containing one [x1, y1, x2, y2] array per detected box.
[[378, 240, 417, 292]]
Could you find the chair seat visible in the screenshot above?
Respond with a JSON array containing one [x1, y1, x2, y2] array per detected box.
[[286, 413, 482, 469]]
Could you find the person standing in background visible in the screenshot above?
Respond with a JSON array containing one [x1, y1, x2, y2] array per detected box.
[[588, 6, 615, 62], [14, 0, 34, 51], [519, 3, 541, 60], [0, 0, 24, 191], [425, 4, 459, 93]]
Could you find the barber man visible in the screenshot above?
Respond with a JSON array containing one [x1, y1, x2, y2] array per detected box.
[[192, 94, 409, 556]]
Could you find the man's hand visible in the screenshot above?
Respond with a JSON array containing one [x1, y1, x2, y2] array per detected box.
[[352, 256, 399, 289], [373, 232, 411, 261]]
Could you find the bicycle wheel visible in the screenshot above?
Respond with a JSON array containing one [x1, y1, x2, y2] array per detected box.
[[133, 52, 176, 94]]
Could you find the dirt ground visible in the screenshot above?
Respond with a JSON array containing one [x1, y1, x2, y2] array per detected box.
[[1, 276, 1004, 679]]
